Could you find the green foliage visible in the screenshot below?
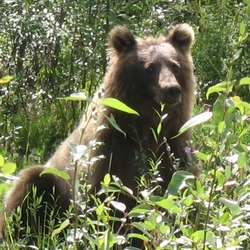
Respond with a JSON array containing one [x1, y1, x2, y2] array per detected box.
[[192, 0, 250, 101], [0, 0, 249, 165], [58, 92, 88, 101], [3, 186, 72, 249], [0, 76, 13, 85], [102, 98, 140, 116], [0, 155, 16, 175], [0, 155, 16, 211], [176, 111, 213, 137], [0, 0, 250, 249], [40, 168, 70, 180]]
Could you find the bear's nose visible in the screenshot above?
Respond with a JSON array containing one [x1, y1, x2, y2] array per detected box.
[[164, 85, 182, 105]]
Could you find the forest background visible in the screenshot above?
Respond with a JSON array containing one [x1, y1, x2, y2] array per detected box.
[[0, 0, 250, 249]]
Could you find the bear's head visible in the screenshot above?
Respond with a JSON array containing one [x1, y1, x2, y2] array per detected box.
[[106, 23, 195, 115]]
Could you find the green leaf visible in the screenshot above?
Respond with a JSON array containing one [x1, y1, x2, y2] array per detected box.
[[206, 86, 226, 99], [0, 155, 4, 167], [237, 152, 246, 169], [103, 173, 111, 185], [219, 197, 242, 216], [130, 222, 153, 239], [156, 122, 162, 135], [213, 94, 225, 125], [150, 127, 158, 143], [110, 200, 126, 212], [195, 151, 210, 162], [102, 98, 139, 116], [192, 230, 216, 246], [52, 219, 70, 238], [154, 198, 181, 214], [58, 92, 87, 101], [106, 114, 126, 137], [233, 48, 242, 61], [2, 162, 16, 175], [239, 77, 250, 86], [127, 233, 150, 243], [140, 221, 155, 231], [40, 168, 70, 180], [239, 22, 246, 35], [206, 81, 233, 99], [121, 185, 133, 195], [218, 121, 226, 133], [129, 204, 152, 216], [154, 198, 175, 211], [167, 171, 195, 196], [0, 183, 12, 196], [219, 212, 231, 224], [175, 112, 212, 137], [0, 76, 13, 85]]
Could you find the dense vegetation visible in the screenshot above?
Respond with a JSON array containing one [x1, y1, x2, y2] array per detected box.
[[0, 0, 250, 249]]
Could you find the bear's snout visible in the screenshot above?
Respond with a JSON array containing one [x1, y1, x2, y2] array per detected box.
[[163, 84, 182, 105]]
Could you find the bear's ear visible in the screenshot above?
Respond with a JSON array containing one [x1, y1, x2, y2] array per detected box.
[[109, 26, 136, 54], [167, 23, 194, 51]]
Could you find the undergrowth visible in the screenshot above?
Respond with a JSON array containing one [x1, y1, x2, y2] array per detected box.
[[0, 0, 250, 249], [1, 71, 250, 249]]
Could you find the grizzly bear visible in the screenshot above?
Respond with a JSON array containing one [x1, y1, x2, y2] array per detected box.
[[0, 23, 195, 242]]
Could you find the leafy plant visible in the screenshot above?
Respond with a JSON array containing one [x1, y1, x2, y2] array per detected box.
[[1, 0, 250, 249], [0, 155, 16, 211]]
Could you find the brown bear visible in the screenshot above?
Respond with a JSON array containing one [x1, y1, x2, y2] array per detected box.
[[0, 23, 195, 243]]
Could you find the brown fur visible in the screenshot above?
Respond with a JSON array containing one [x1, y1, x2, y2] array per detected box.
[[0, 23, 196, 241]]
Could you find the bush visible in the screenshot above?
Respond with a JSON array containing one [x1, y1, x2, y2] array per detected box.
[[0, 0, 250, 249]]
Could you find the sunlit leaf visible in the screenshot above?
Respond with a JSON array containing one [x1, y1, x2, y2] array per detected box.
[[154, 198, 182, 214], [110, 200, 126, 212], [2, 162, 16, 175], [218, 121, 226, 133], [192, 230, 216, 246], [130, 222, 153, 239], [58, 92, 87, 101], [103, 173, 111, 185], [219, 212, 231, 224], [234, 48, 243, 61], [102, 98, 139, 116], [195, 151, 210, 162], [237, 152, 246, 169], [167, 171, 195, 196], [240, 77, 250, 85], [40, 168, 70, 180], [206, 81, 234, 99], [0, 76, 13, 85], [52, 219, 70, 238], [0, 183, 12, 196], [239, 21, 246, 35], [175, 112, 212, 137], [157, 122, 162, 135], [121, 185, 133, 195], [219, 197, 242, 216], [127, 233, 149, 242], [213, 94, 225, 125], [129, 204, 151, 216], [106, 114, 126, 137], [0, 155, 4, 167]]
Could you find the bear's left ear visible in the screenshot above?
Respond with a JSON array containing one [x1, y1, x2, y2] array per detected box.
[[167, 23, 195, 52], [109, 26, 136, 54]]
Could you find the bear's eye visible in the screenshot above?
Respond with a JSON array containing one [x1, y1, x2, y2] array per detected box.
[[146, 63, 156, 74], [170, 62, 181, 73]]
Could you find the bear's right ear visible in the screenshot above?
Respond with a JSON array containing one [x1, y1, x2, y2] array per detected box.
[[109, 26, 136, 54], [167, 23, 195, 52]]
